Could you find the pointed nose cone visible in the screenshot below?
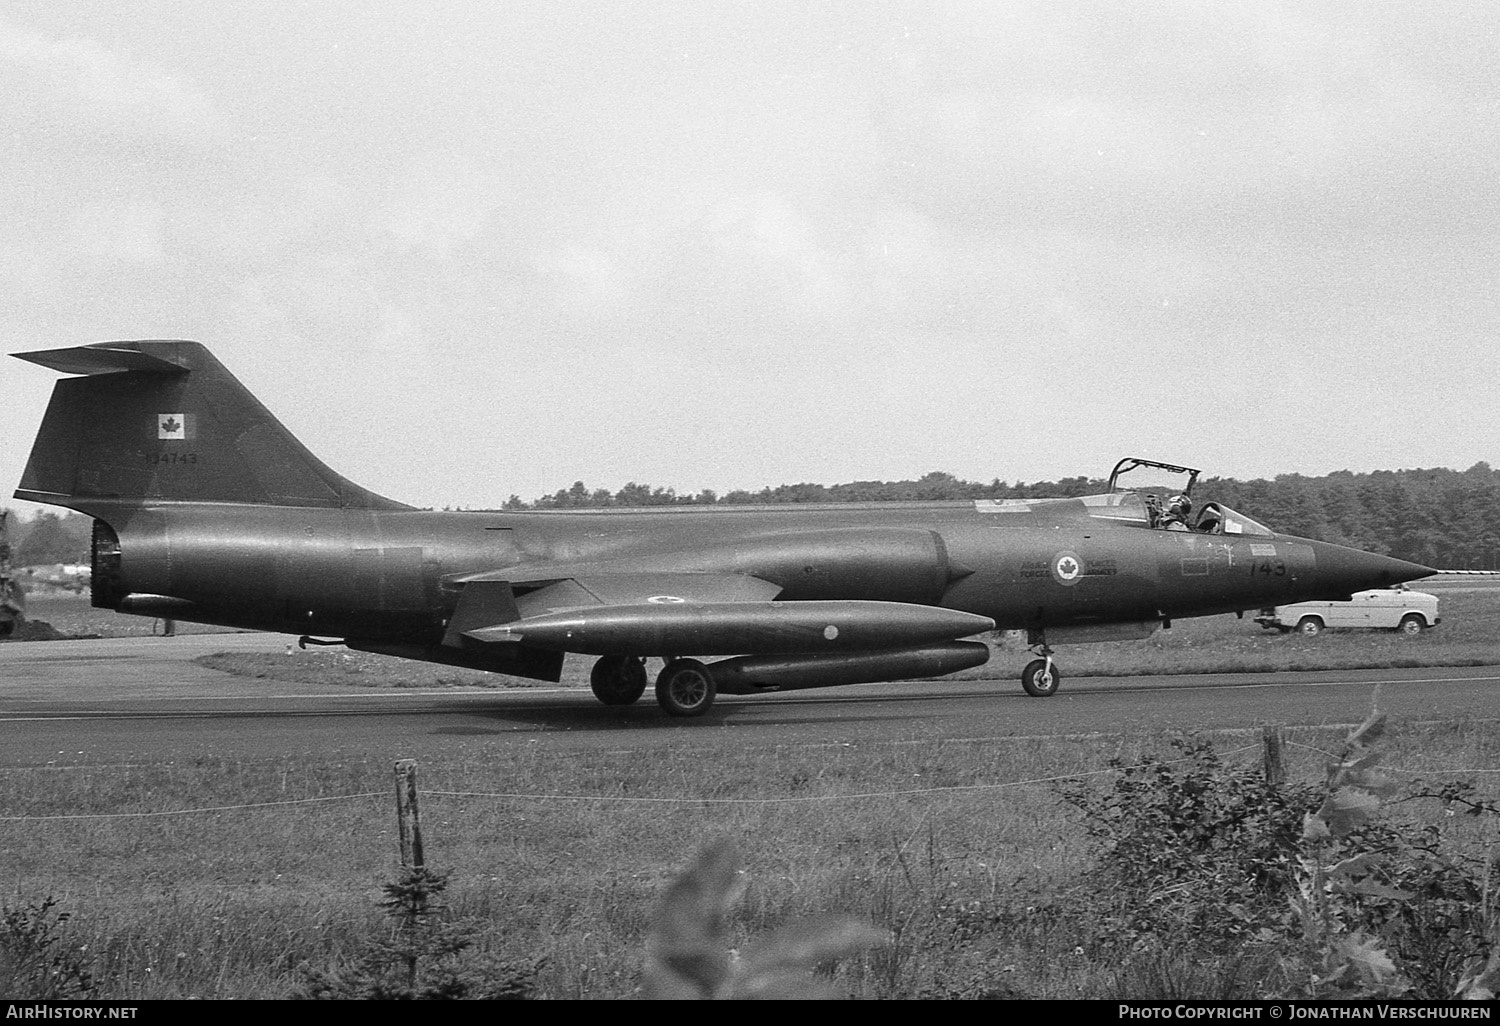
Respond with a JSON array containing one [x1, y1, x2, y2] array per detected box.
[[1306, 540, 1436, 598]]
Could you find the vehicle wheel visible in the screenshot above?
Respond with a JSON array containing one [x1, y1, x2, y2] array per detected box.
[[1296, 617, 1324, 637], [1021, 658, 1060, 697], [590, 655, 648, 705], [655, 658, 717, 717], [1396, 614, 1425, 636]]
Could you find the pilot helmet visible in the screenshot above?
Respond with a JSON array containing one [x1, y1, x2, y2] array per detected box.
[[1168, 494, 1191, 513]]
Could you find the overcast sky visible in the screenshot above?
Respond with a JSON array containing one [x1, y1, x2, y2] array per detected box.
[[3, 1, 1496, 515]]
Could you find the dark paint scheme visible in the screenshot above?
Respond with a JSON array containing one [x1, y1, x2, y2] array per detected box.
[[13, 341, 1433, 715]]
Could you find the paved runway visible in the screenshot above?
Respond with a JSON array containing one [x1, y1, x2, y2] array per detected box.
[[3, 634, 1498, 768]]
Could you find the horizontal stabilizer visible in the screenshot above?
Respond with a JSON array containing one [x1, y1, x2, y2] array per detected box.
[[14, 341, 192, 376]]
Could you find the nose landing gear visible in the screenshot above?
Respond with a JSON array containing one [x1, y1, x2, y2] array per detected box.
[[1020, 638, 1061, 697]]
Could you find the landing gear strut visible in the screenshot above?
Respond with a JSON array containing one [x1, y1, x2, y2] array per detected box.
[[589, 655, 648, 706], [1021, 638, 1061, 697]]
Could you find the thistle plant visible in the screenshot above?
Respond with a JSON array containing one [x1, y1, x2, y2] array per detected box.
[[643, 840, 889, 999], [1289, 707, 1410, 998]]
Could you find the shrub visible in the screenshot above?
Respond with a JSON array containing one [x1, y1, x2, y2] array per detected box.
[[1058, 716, 1499, 1000], [1, 896, 96, 999], [1060, 736, 1317, 955]]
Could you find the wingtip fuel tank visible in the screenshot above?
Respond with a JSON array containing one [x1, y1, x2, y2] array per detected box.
[[466, 600, 996, 655]]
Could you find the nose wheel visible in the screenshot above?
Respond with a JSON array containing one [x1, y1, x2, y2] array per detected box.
[[1021, 658, 1060, 697], [1021, 638, 1061, 697]]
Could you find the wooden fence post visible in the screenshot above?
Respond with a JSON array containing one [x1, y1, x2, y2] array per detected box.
[[1261, 726, 1284, 790], [394, 758, 425, 869]]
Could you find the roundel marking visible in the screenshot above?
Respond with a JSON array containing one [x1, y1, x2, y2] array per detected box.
[[647, 595, 687, 604], [1051, 550, 1084, 586], [823, 624, 839, 641]]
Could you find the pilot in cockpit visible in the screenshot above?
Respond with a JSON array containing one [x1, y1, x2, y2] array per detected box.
[[1160, 494, 1192, 531]]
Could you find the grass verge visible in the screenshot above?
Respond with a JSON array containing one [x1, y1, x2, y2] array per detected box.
[[3, 715, 1497, 998]]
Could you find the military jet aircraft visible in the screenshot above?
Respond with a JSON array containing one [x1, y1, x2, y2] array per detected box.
[[13, 341, 1433, 716]]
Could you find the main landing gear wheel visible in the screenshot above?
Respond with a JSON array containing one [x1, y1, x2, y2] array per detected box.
[[655, 658, 717, 717], [590, 655, 648, 706], [1021, 658, 1061, 697]]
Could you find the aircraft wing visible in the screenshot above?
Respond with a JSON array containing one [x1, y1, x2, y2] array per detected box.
[[510, 568, 786, 611], [440, 569, 782, 645], [440, 567, 993, 656]]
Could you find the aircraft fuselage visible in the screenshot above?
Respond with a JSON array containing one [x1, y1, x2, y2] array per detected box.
[[90, 498, 1393, 646]]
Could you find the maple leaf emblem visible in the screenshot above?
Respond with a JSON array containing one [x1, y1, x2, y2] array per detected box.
[[1057, 556, 1079, 578], [161, 417, 180, 434]]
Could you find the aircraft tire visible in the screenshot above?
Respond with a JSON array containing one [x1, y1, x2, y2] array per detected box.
[[1396, 614, 1425, 636], [1296, 616, 1324, 637], [655, 658, 717, 717], [590, 655, 648, 705], [1021, 658, 1060, 697]]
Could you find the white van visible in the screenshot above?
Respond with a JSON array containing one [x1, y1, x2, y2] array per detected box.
[[1255, 584, 1439, 636]]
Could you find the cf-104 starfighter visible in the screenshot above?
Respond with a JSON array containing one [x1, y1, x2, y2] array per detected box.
[[13, 341, 1433, 717]]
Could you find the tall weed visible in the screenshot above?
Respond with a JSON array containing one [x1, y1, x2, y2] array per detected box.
[[642, 840, 888, 999], [0, 895, 96, 999]]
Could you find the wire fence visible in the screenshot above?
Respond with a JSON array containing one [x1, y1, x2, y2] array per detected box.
[[2, 735, 1496, 823]]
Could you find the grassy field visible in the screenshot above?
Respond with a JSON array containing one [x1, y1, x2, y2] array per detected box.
[[4, 578, 1499, 999], [4, 718, 1496, 999]]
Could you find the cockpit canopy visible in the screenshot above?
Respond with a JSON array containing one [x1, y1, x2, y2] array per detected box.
[[1080, 491, 1275, 536], [978, 489, 1277, 537], [972, 458, 1278, 537], [1096, 458, 1275, 536], [1107, 457, 1200, 497]]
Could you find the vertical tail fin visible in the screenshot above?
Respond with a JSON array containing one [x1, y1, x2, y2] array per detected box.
[[14, 340, 410, 514]]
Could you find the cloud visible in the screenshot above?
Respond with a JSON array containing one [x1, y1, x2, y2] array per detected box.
[[372, 151, 508, 260], [879, 1, 1495, 239], [64, 202, 164, 265], [0, 14, 228, 144], [530, 244, 634, 320]]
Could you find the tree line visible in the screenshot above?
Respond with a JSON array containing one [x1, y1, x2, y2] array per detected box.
[[2, 511, 92, 567], [7, 461, 1496, 570], [501, 462, 1500, 570]]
